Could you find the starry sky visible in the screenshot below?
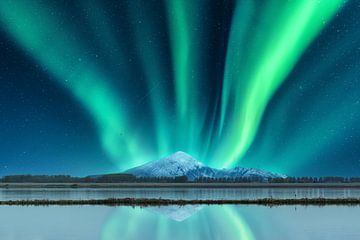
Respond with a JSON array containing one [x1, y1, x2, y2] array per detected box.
[[0, 0, 359, 177]]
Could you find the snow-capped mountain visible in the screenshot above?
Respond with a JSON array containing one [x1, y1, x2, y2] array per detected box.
[[125, 151, 206, 180], [125, 151, 285, 181]]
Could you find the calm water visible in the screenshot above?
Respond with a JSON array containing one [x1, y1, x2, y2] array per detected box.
[[0, 204, 359, 240], [1, 188, 359, 239], [1, 187, 360, 200]]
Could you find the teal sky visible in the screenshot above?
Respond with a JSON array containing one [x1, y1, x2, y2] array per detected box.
[[0, 0, 359, 177]]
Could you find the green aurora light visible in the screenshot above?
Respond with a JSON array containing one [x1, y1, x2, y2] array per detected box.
[[0, 0, 345, 171]]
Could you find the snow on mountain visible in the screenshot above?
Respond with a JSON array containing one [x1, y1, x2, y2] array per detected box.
[[216, 166, 286, 179], [125, 151, 205, 179], [125, 151, 285, 181]]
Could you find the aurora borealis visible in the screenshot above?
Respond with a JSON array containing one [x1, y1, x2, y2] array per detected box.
[[0, 0, 359, 176]]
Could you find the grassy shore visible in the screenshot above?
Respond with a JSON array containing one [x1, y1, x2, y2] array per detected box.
[[1, 198, 360, 206], [2, 182, 360, 188]]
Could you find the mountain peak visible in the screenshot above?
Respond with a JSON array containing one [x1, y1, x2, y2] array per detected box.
[[125, 151, 204, 178], [172, 151, 191, 157], [125, 151, 285, 180], [162, 151, 204, 165]]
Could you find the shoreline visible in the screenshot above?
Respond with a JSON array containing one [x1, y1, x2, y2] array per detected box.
[[1, 198, 360, 206], [2, 182, 360, 188]]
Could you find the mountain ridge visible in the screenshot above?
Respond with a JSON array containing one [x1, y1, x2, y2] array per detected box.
[[125, 151, 286, 181]]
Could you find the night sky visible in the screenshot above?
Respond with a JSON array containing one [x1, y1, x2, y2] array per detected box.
[[0, 0, 359, 177]]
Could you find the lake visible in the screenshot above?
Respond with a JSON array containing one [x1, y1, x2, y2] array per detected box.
[[1, 187, 360, 200], [1, 188, 360, 240], [0, 204, 359, 240]]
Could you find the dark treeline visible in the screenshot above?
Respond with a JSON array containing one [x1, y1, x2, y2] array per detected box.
[[1, 174, 360, 183], [194, 176, 264, 183], [0, 174, 135, 183], [134, 176, 188, 183], [0, 174, 188, 183], [195, 177, 360, 183], [268, 177, 360, 183], [1, 175, 81, 183], [195, 176, 360, 183]]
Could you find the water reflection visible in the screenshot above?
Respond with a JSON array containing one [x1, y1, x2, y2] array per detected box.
[[146, 205, 204, 221], [0, 204, 359, 240], [1, 187, 360, 200], [101, 205, 254, 240]]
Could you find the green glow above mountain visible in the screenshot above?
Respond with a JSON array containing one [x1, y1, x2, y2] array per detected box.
[[0, 0, 349, 175]]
